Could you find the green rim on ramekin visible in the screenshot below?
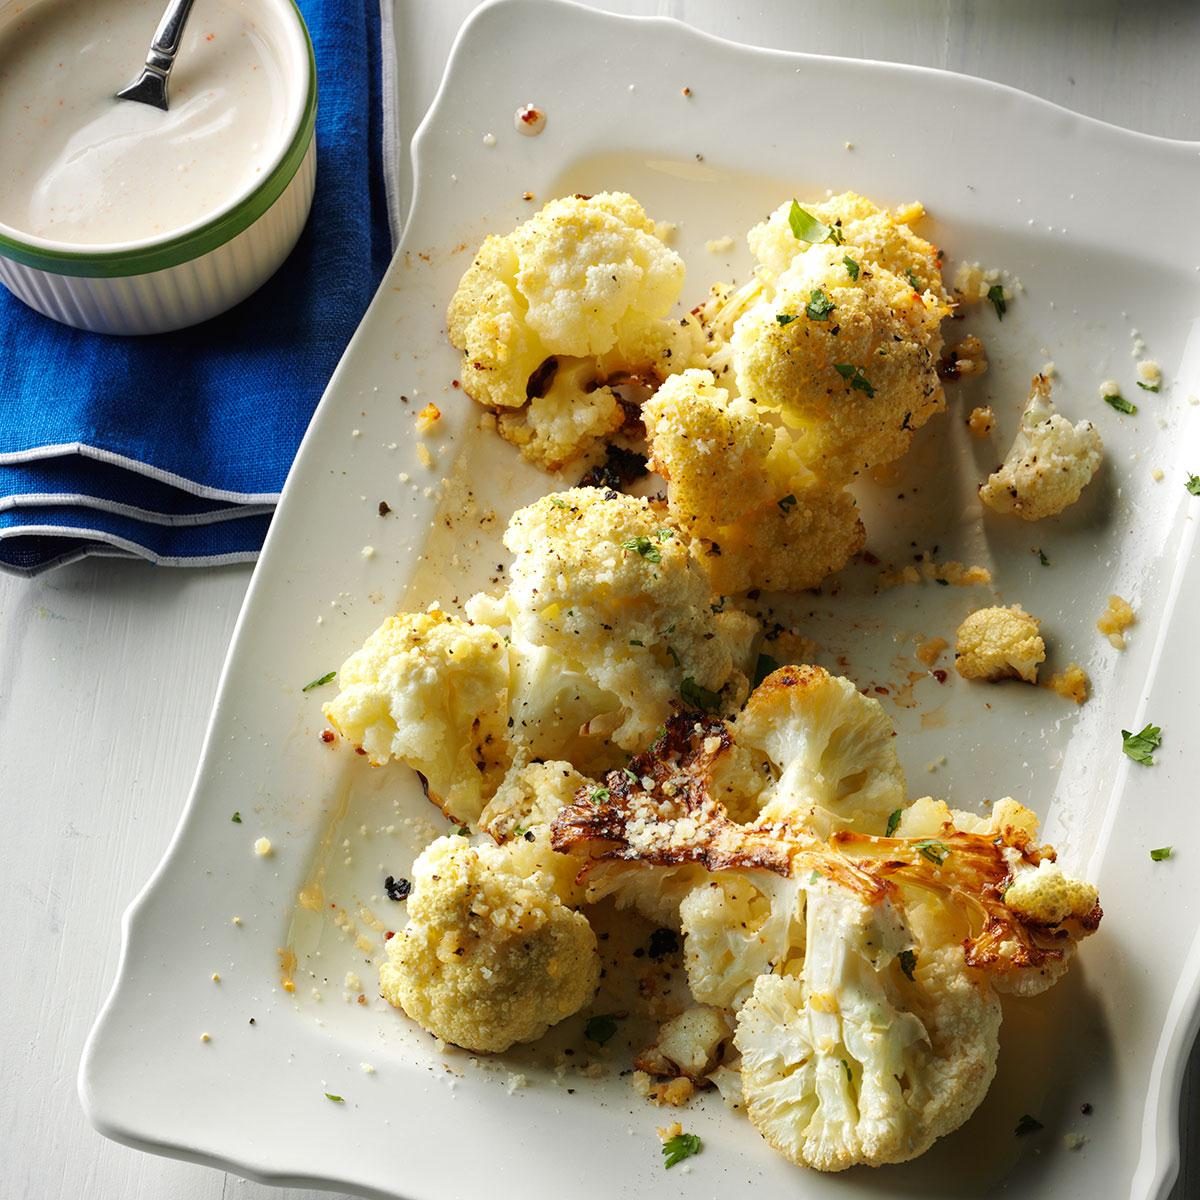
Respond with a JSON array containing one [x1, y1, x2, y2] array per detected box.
[[0, 0, 318, 279]]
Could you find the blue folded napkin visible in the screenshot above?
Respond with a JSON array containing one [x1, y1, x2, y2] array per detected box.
[[0, 0, 395, 576]]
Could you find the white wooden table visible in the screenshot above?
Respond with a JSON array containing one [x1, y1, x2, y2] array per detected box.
[[3, 2, 1197, 1196]]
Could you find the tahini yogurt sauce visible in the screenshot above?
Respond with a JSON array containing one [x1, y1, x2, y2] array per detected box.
[[0, 0, 296, 247]]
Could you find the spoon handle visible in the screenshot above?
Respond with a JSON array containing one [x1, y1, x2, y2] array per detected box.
[[146, 0, 197, 72], [115, 0, 197, 110]]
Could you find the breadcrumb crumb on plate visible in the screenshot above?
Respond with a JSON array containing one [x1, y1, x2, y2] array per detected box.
[[416, 402, 442, 432], [1047, 663, 1090, 705], [916, 636, 949, 666], [880, 556, 992, 589], [967, 406, 995, 437], [1097, 594, 1135, 649], [944, 335, 989, 381], [953, 261, 1004, 303]]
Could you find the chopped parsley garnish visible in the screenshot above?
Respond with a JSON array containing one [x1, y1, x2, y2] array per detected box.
[[1186, 475, 1200, 496], [456, 825, 470, 836], [843, 255, 860, 280], [886, 809, 903, 837], [384, 875, 411, 901], [914, 839, 951, 866], [681, 676, 722, 712], [753, 653, 780, 687], [302, 670, 336, 693], [805, 288, 835, 321], [1121, 723, 1162, 765], [1014, 1114, 1043, 1137], [898, 949, 917, 981], [987, 284, 1007, 320], [666, 645, 682, 667], [906, 269, 921, 291], [622, 535, 662, 563], [787, 199, 841, 245], [325, 1093, 345, 1103], [776, 313, 798, 326], [629, 638, 644, 647], [622, 767, 640, 784], [833, 362, 876, 397], [656, 528, 675, 541], [662, 1131, 702, 1168], [778, 493, 797, 512], [1036, 548, 1050, 567], [590, 787, 611, 805], [231, 811, 242, 824], [1150, 846, 1174, 862], [1104, 392, 1137, 415], [808, 869, 823, 885], [1136, 380, 1160, 393], [584, 1014, 619, 1045], [549, 496, 568, 508]]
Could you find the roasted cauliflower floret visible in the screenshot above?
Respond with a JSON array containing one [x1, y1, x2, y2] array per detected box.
[[446, 232, 544, 412], [479, 760, 593, 906], [736, 885, 1000, 1172], [494, 357, 624, 472], [643, 369, 865, 594], [699, 484, 865, 595], [464, 592, 625, 773], [1004, 859, 1100, 931], [322, 609, 509, 824], [508, 192, 685, 358], [736, 665, 906, 837], [680, 872, 807, 1010], [954, 604, 1046, 684], [685, 795, 1101, 1170], [893, 794, 1038, 843], [635, 1005, 734, 1080], [447, 192, 686, 467], [834, 798, 1101, 997], [379, 835, 599, 1053], [643, 369, 780, 534], [550, 713, 792, 926], [979, 373, 1103, 519], [747, 193, 949, 302], [504, 642, 626, 773], [731, 245, 949, 482], [499, 487, 757, 749]]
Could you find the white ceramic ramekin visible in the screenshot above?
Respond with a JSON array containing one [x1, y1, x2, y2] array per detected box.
[[0, 0, 317, 336]]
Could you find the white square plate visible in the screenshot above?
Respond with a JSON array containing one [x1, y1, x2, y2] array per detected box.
[[81, 2, 1200, 1197]]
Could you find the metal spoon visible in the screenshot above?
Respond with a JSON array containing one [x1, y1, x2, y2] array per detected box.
[[115, 0, 197, 111]]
